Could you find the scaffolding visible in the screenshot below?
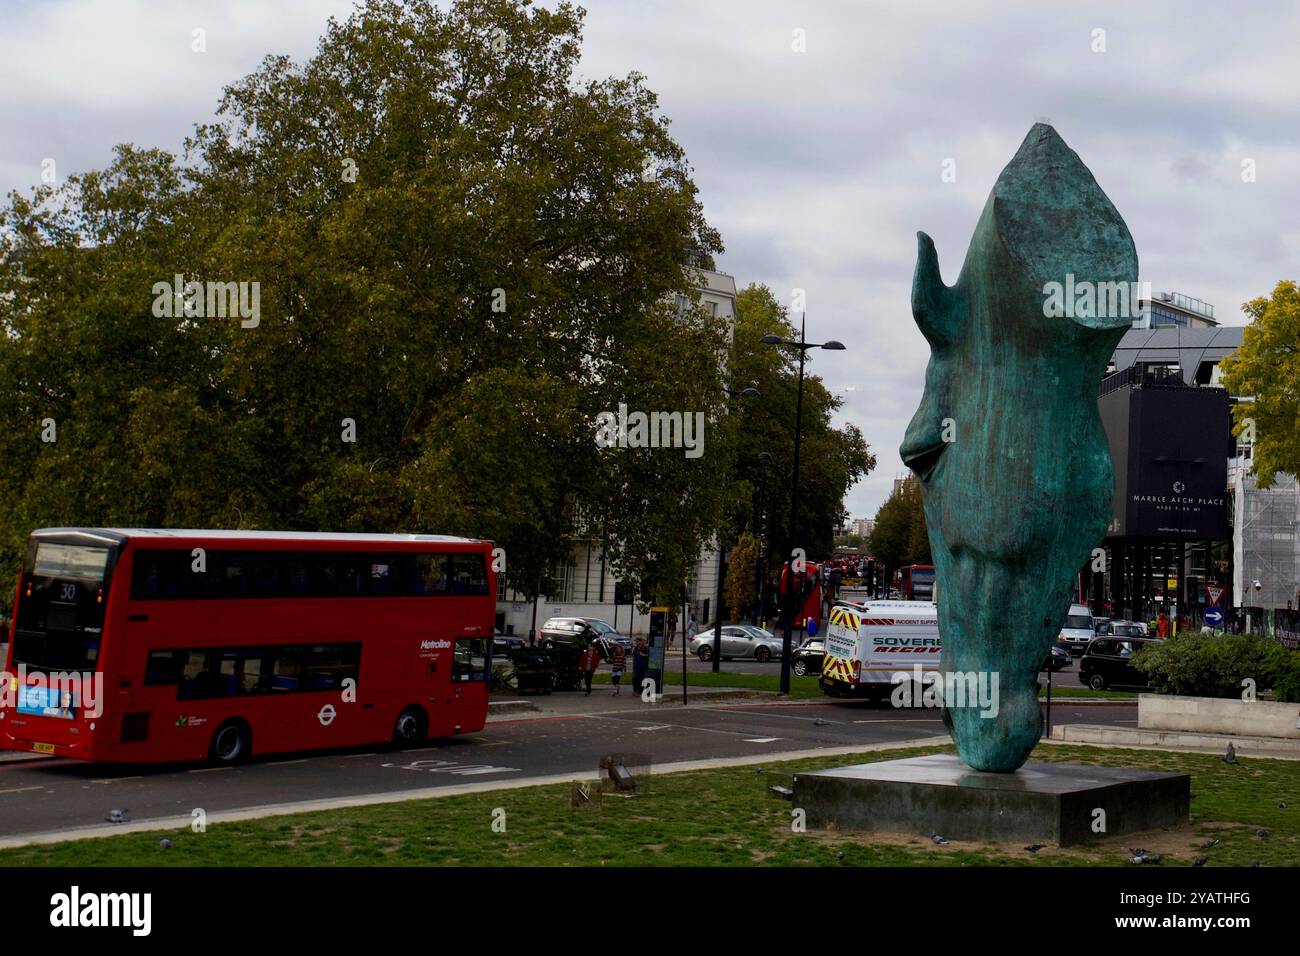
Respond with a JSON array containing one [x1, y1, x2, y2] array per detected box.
[[1231, 456, 1300, 618]]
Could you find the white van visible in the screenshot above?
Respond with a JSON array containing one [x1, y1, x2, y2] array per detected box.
[[820, 601, 940, 699], [1058, 603, 1095, 657]]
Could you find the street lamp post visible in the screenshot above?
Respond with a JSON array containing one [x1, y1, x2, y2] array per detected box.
[[754, 451, 772, 627], [762, 314, 845, 694]]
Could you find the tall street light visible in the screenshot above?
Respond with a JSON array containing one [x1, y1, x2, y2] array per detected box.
[[762, 313, 846, 694], [710, 386, 759, 673], [754, 451, 773, 627]]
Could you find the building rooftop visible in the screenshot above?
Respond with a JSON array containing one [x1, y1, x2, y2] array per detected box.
[[1110, 326, 1246, 386]]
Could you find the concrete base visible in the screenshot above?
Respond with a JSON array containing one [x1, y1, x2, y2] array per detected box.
[[793, 754, 1189, 846], [1139, 693, 1300, 739]]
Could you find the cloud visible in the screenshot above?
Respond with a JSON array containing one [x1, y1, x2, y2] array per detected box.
[[3, 0, 1297, 521]]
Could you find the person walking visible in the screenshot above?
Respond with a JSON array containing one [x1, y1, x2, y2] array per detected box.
[[1156, 612, 1169, 639], [631, 637, 650, 698], [608, 640, 627, 695], [577, 639, 602, 696]]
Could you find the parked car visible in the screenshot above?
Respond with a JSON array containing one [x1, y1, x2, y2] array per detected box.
[[690, 624, 785, 662], [1043, 642, 1072, 672], [1058, 603, 1096, 656], [492, 630, 525, 656], [539, 617, 632, 650], [791, 638, 825, 677], [1078, 636, 1158, 690]]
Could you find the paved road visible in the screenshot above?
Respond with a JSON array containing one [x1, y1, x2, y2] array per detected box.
[[0, 700, 1137, 841]]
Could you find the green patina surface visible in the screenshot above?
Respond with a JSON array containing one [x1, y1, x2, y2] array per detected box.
[[900, 124, 1135, 772]]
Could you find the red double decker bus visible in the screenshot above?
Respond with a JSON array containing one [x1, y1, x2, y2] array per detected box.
[[1, 528, 495, 764], [900, 564, 935, 602]]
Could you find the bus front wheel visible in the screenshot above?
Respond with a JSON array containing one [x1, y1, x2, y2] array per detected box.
[[209, 720, 251, 764], [394, 706, 427, 744]]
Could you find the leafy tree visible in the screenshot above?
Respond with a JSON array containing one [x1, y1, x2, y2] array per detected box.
[[1221, 280, 1300, 487], [869, 477, 929, 588], [0, 0, 726, 610], [724, 530, 759, 619], [727, 284, 876, 566]]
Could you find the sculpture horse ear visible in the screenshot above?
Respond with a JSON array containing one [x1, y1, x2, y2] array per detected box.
[[900, 231, 959, 482], [910, 231, 958, 348]]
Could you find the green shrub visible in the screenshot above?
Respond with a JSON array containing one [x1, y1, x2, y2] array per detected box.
[[1273, 654, 1300, 703], [1132, 632, 1296, 698]]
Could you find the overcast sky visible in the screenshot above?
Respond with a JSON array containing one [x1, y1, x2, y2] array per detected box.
[[2, 0, 1295, 519]]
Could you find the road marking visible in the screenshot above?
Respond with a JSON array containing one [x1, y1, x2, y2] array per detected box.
[[268, 759, 309, 766], [344, 752, 377, 759], [189, 766, 234, 774], [0, 785, 44, 795], [743, 737, 782, 743], [707, 709, 845, 725], [636, 725, 671, 731], [90, 776, 142, 784], [383, 758, 522, 776], [596, 714, 775, 740]]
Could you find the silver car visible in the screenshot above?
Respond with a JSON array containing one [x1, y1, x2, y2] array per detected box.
[[689, 624, 785, 662]]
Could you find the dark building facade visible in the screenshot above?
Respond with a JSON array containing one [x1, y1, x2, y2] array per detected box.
[[1094, 363, 1234, 624]]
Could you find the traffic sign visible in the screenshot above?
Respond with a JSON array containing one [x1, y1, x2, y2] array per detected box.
[[1206, 584, 1225, 606], [1204, 606, 1224, 627]]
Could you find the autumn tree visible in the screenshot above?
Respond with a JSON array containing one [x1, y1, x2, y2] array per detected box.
[[1221, 280, 1300, 486]]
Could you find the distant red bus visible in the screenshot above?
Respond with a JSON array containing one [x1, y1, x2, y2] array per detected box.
[[900, 564, 935, 602], [778, 560, 823, 633], [1, 528, 494, 764]]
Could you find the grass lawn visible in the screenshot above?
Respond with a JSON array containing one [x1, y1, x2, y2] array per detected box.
[[2, 744, 1295, 866]]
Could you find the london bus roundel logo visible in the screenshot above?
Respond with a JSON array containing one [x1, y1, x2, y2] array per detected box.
[[318, 704, 337, 727]]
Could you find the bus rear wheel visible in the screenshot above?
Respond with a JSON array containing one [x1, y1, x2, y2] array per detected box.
[[394, 706, 427, 744], [209, 720, 251, 764]]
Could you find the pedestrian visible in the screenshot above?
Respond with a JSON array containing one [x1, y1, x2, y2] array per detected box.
[[609, 640, 627, 695], [666, 609, 677, 647], [631, 637, 650, 697], [685, 612, 699, 648], [1157, 612, 1169, 639], [577, 639, 602, 696]]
